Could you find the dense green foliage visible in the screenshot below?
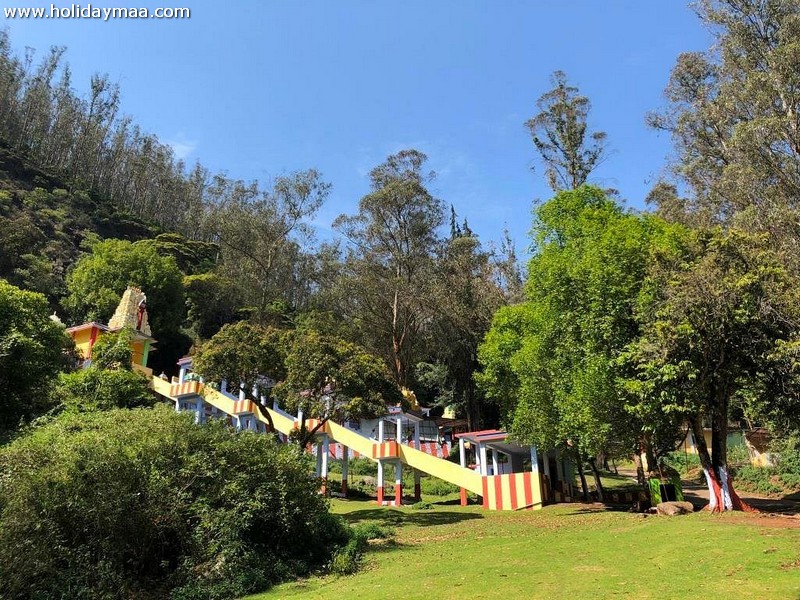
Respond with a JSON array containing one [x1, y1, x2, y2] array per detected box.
[[276, 330, 404, 446], [0, 279, 73, 433], [0, 408, 349, 599], [478, 187, 683, 493], [193, 321, 289, 399]]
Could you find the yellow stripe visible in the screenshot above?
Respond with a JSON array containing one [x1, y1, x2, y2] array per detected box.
[[501, 474, 512, 509]]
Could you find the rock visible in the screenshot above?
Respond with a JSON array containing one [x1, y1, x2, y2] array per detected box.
[[656, 501, 694, 516]]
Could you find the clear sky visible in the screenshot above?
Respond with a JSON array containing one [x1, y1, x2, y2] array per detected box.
[[3, 1, 712, 256]]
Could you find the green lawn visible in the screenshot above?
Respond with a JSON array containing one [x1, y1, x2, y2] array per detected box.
[[246, 500, 800, 600]]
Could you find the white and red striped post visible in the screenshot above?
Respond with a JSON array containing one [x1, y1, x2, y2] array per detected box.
[[320, 434, 329, 495], [376, 420, 385, 504], [459, 437, 468, 506], [395, 416, 403, 506]]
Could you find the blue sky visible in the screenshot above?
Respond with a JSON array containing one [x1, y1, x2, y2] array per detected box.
[[3, 1, 712, 256]]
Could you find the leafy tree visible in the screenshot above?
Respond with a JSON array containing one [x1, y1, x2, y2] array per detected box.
[[478, 187, 677, 499], [183, 272, 243, 340], [334, 150, 443, 387], [64, 238, 185, 334], [274, 330, 403, 448], [64, 238, 187, 373], [425, 223, 506, 429], [0, 279, 73, 433], [151, 232, 218, 275], [207, 170, 330, 322], [649, 0, 800, 246], [525, 71, 608, 191], [192, 320, 289, 402], [0, 407, 349, 599], [621, 229, 798, 511]]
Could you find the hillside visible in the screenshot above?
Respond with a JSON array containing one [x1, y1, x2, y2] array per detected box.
[[0, 141, 159, 308]]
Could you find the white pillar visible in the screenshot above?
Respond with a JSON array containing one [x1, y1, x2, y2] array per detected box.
[[492, 448, 499, 476], [530, 446, 540, 474], [220, 379, 228, 393], [297, 409, 303, 424], [178, 367, 187, 383], [195, 399, 205, 424], [396, 416, 402, 442], [479, 444, 488, 476], [377, 459, 384, 504], [238, 385, 246, 401], [321, 435, 329, 494], [378, 419, 385, 442], [459, 438, 467, 468], [543, 452, 551, 478], [395, 458, 403, 506], [414, 421, 421, 448]]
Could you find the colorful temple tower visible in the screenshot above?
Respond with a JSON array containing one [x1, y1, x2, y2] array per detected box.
[[65, 286, 155, 376]]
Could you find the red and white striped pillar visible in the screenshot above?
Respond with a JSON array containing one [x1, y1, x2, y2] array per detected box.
[[376, 420, 385, 504], [395, 459, 403, 507], [459, 437, 468, 506]]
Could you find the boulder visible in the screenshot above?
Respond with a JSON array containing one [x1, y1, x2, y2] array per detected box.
[[656, 501, 694, 516]]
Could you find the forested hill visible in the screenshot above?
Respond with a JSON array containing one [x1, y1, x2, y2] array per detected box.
[[0, 140, 160, 306]]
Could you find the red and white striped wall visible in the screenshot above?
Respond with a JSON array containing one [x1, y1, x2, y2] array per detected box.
[[481, 472, 542, 511]]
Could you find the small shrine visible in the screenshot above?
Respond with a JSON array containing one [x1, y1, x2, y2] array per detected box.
[[65, 286, 156, 375]]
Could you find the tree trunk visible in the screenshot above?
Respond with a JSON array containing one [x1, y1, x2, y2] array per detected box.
[[690, 415, 753, 512], [633, 452, 646, 487], [575, 451, 590, 502], [588, 456, 604, 502]]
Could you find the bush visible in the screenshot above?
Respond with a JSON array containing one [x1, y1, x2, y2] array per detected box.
[[0, 407, 347, 599], [733, 465, 783, 496], [329, 522, 392, 576], [419, 477, 460, 496], [348, 456, 378, 476], [661, 451, 701, 475]]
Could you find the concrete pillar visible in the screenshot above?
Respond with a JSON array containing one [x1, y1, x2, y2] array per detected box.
[[238, 386, 246, 401], [178, 367, 187, 383], [297, 409, 303, 424], [479, 444, 488, 476], [459, 437, 468, 505], [321, 435, 329, 495], [396, 416, 402, 443], [377, 460, 384, 505], [492, 448, 499, 476], [315, 442, 323, 478], [378, 419, 385, 442], [530, 446, 540, 474], [395, 458, 403, 507], [414, 421, 421, 449], [220, 379, 227, 393], [195, 399, 205, 424], [341, 447, 349, 496]]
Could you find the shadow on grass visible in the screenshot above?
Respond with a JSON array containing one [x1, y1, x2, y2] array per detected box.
[[340, 507, 484, 527]]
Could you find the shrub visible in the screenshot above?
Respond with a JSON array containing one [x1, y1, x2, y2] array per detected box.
[[329, 522, 392, 575], [733, 465, 783, 496], [348, 456, 378, 476], [0, 407, 346, 599], [661, 451, 701, 475], [420, 477, 460, 496]]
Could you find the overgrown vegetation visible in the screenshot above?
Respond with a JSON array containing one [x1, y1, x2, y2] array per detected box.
[[0, 408, 350, 599]]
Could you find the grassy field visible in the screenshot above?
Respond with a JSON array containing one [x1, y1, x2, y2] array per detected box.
[[246, 499, 800, 600]]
